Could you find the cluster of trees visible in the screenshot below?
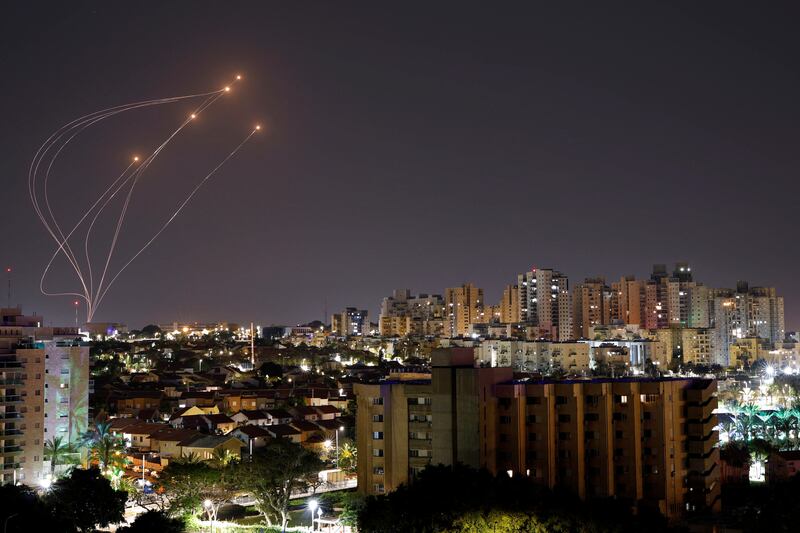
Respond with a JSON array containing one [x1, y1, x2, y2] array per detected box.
[[0, 467, 180, 533], [350, 464, 677, 533], [148, 438, 325, 529], [32, 438, 328, 531]]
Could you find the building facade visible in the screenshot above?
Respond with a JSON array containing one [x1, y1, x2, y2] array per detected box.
[[0, 308, 89, 485], [355, 348, 720, 519]]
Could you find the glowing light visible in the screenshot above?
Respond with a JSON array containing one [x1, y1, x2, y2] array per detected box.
[[308, 499, 318, 512], [133, 156, 139, 162], [236, 74, 242, 80], [224, 86, 231, 92], [190, 114, 196, 119], [40, 477, 52, 490], [255, 124, 261, 131], [323, 439, 332, 449], [204, 499, 212, 508]]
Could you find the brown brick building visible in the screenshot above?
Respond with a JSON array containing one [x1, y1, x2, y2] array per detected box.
[[355, 348, 720, 519]]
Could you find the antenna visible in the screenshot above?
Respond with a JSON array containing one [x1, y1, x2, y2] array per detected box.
[[5, 267, 10, 309], [250, 322, 255, 367]]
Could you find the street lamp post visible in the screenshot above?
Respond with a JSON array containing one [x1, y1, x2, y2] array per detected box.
[[335, 426, 344, 467], [308, 499, 318, 532], [204, 499, 214, 533]]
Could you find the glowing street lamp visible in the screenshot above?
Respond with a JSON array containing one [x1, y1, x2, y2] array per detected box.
[[308, 499, 318, 531]]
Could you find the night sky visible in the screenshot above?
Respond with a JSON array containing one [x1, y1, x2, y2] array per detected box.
[[2, 2, 799, 329]]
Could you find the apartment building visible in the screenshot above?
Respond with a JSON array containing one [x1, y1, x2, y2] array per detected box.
[[331, 308, 370, 336], [0, 308, 89, 484], [444, 284, 485, 337], [493, 377, 720, 518], [355, 348, 720, 519]]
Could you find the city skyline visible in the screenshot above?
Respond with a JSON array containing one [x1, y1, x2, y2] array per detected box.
[[3, 3, 800, 328]]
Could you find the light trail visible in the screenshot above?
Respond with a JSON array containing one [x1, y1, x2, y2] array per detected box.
[[29, 76, 257, 322]]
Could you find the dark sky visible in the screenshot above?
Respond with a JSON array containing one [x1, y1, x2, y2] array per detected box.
[[2, 2, 799, 329]]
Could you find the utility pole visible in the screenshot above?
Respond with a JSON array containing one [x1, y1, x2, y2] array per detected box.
[[74, 301, 79, 328]]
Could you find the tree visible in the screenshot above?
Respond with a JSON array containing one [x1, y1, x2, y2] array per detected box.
[[118, 510, 184, 533], [82, 421, 127, 471], [159, 457, 236, 521], [338, 440, 357, 474], [258, 361, 283, 379], [141, 324, 162, 338], [237, 438, 325, 528], [44, 436, 76, 478], [0, 484, 69, 532], [46, 467, 127, 532]]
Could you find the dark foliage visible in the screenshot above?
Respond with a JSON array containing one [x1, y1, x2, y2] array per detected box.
[[355, 464, 676, 533]]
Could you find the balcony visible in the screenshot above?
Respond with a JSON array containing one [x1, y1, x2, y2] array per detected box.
[[0, 462, 20, 472], [0, 429, 23, 437], [688, 447, 719, 473], [0, 396, 22, 406], [688, 418, 717, 438], [0, 446, 23, 456], [688, 435, 717, 456], [0, 413, 21, 421], [0, 380, 23, 386]]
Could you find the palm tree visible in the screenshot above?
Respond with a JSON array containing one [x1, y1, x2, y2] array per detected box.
[[82, 421, 127, 471], [211, 448, 237, 468], [773, 408, 795, 443], [735, 403, 760, 442], [44, 436, 74, 477]]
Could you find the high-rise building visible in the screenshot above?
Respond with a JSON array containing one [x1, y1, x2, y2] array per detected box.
[[331, 308, 370, 336], [709, 282, 785, 366], [444, 284, 485, 337], [517, 268, 571, 340], [499, 284, 521, 324], [355, 348, 721, 519], [572, 278, 609, 339], [610, 276, 646, 327], [379, 290, 445, 337], [0, 308, 89, 485], [645, 263, 707, 330]]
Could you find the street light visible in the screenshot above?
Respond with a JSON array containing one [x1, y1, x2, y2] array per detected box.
[[308, 499, 318, 531], [204, 499, 215, 533], [335, 426, 344, 467], [317, 507, 323, 531]]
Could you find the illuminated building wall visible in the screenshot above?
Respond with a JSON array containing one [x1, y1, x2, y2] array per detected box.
[[0, 308, 89, 485]]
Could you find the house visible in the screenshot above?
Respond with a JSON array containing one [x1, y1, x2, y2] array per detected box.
[[179, 434, 243, 461], [231, 409, 270, 426], [314, 405, 341, 420], [203, 414, 236, 434], [115, 422, 169, 450], [178, 391, 217, 408], [149, 428, 203, 458], [135, 407, 161, 422], [170, 413, 235, 434], [315, 418, 346, 440], [263, 408, 293, 425], [108, 417, 141, 432], [290, 406, 320, 422], [115, 390, 164, 416], [231, 425, 271, 453], [170, 405, 220, 421], [265, 423, 302, 444], [290, 419, 323, 443]]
